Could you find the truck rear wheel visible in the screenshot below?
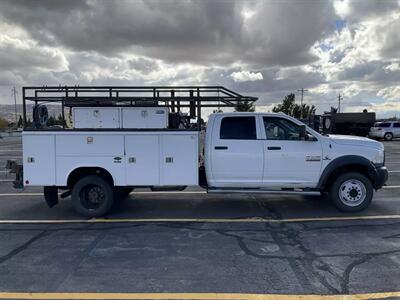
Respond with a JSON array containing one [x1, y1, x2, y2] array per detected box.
[[329, 172, 373, 212], [71, 175, 114, 217]]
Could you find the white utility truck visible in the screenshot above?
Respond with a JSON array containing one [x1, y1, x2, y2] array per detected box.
[[8, 86, 388, 217]]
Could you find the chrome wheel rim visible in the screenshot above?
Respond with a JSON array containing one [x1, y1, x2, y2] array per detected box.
[[339, 179, 366, 207]]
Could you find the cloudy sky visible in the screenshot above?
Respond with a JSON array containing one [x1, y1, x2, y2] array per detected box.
[[0, 0, 399, 117]]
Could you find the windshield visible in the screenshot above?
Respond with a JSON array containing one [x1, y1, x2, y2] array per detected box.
[[374, 122, 391, 128]]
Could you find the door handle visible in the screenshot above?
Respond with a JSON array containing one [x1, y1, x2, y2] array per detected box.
[[214, 146, 228, 150], [267, 146, 281, 150]]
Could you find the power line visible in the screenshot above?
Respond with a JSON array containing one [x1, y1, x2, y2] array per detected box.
[[11, 87, 18, 125], [297, 88, 308, 119]]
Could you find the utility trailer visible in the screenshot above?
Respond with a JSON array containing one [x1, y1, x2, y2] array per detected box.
[[7, 86, 388, 216], [321, 111, 376, 136]]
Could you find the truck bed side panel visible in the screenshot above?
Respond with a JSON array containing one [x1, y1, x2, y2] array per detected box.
[[23, 134, 56, 186], [161, 134, 198, 185], [125, 135, 160, 185]]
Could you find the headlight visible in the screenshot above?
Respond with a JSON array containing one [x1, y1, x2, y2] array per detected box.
[[372, 149, 384, 165]]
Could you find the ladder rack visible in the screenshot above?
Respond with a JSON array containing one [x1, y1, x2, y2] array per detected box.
[[22, 85, 258, 130]]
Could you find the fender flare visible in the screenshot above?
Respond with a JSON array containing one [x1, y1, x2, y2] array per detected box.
[[66, 166, 116, 188], [317, 155, 376, 190]]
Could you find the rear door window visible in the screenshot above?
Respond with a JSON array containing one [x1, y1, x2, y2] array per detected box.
[[393, 123, 400, 128], [220, 117, 257, 140]]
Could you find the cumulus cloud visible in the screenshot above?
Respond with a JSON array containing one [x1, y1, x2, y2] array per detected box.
[[334, 0, 399, 20], [0, 0, 398, 118], [0, 0, 337, 67], [377, 86, 400, 101], [0, 21, 68, 70], [230, 70, 263, 82]]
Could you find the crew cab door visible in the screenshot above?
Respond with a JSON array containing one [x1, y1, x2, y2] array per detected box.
[[209, 115, 263, 187], [261, 116, 322, 188]]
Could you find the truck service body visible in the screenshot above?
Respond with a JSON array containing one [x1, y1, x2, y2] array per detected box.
[[10, 86, 388, 217]]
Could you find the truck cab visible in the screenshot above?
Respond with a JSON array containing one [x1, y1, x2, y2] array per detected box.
[[205, 112, 388, 211]]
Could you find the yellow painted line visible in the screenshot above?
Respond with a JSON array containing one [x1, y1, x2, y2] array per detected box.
[[1, 214, 400, 224], [0, 292, 400, 300]]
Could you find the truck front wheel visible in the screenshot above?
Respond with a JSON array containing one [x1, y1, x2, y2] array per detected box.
[[71, 175, 114, 217], [329, 172, 373, 212]]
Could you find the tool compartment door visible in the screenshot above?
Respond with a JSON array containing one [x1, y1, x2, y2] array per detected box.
[[161, 133, 198, 185], [122, 107, 168, 129], [23, 134, 56, 185], [125, 135, 160, 185], [73, 108, 120, 129], [55, 134, 125, 186]]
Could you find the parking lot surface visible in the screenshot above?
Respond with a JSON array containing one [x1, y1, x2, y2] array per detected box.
[[1, 135, 400, 299]]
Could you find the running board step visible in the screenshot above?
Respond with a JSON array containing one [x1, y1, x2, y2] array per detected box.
[[207, 189, 321, 196]]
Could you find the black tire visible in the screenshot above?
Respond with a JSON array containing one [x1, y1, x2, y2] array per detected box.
[[329, 172, 373, 212], [71, 175, 114, 217], [384, 132, 393, 141]]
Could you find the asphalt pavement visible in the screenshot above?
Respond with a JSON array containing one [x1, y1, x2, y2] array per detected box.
[[0, 135, 400, 299]]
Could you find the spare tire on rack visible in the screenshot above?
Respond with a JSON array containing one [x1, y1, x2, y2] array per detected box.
[[32, 104, 49, 128]]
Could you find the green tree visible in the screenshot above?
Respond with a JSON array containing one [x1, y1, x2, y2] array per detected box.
[[48, 115, 55, 126], [272, 93, 316, 118], [56, 113, 65, 126], [234, 100, 255, 112], [17, 115, 23, 128], [272, 93, 296, 115]]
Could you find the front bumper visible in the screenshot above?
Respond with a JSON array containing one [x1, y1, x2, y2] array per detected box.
[[373, 165, 388, 189]]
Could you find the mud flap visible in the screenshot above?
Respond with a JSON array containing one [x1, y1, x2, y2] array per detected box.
[[6, 160, 23, 189], [198, 165, 207, 188], [43, 186, 59, 208]]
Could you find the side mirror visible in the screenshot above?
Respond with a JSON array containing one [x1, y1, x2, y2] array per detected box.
[[299, 125, 307, 140]]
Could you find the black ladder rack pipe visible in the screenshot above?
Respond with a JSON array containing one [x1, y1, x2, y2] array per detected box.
[[21, 86, 258, 130]]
